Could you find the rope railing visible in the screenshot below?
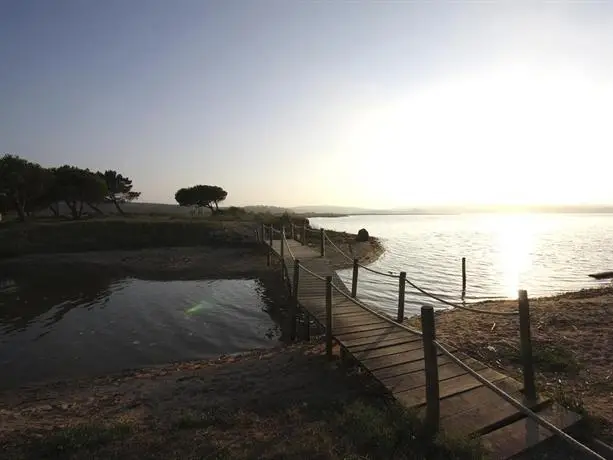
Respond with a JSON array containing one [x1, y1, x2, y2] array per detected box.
[[357, 262, 401, 279], [404, 277, 519, 316], [323, 233, 354, 262], [433, 339, 605, 459]]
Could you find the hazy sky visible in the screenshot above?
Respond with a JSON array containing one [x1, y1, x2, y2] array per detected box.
[[2, 1, 612, 208]]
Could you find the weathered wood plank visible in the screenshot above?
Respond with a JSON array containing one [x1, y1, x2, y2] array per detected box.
[[361, 347, 455, 372], [351, 340, 425, 361], [440, 387, 549, 437], [335, 326, 405, 342], [381, 360, 487, 394], [394, 367, 507, 409], [347, 335, 422, 354], [333, 322, 392, 335], [337, 331, 415, 349], [480, 403, 581, 458]]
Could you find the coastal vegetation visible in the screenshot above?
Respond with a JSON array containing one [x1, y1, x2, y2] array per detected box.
[[174, 184, 228, 213], [0, 154, 140, 221]]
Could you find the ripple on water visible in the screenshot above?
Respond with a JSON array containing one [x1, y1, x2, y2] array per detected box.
[[311, 213, 613, 317], [0, 277, 281, 389]]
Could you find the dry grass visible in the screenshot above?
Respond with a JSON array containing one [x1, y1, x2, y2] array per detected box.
[[408, 286, 613, 443]]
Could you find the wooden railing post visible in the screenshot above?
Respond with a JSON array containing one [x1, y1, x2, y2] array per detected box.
[[280, 227, 285, 259], [351, 258, 359, 298], [325, 275, 333, 359], [397, 271, 406, 322], [290, 223, 295, 240], [289, 260, 300, 340], [461, 257, 467, 298], [269, 225, 273, 246], [261, 223, 265, 244], [302, 225, 306, 246], [421, 305, 440, 433], [320, 228, 325, 257], [519, 289, 537, 401]]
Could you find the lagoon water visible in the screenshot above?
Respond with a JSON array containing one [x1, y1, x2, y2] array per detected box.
[[0, 277, 280, 388], [310, 213, 613, 316]]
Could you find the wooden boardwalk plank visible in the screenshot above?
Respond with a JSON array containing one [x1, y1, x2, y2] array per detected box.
[[264, 237, 582, 459], [347, 336, 422, 354], [361, 346, 455, 372], [335, 326, 404, 342], [394, 367, 507, 409], [480, 404, 581, 458], [350, 340, 425, 361], [338, 331, 415, 349], [381, 360, 487, 394]]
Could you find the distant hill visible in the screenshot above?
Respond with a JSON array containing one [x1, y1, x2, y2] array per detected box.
[[290, 205, 378, 215]]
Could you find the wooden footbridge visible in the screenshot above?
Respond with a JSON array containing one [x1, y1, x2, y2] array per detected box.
[[258, 224, 607, 460]]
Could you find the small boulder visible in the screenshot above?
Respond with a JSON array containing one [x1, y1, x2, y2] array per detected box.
[[356, 228, 369, 242]]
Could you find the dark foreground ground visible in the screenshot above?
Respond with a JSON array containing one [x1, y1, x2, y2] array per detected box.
[[0, 341, 484, 460]]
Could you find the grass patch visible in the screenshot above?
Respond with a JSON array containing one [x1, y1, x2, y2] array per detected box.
[[28, 422, 132, 458], [173, 408, 235, 430], [531, 343, 581, 374], [335, 400, 484, 459]]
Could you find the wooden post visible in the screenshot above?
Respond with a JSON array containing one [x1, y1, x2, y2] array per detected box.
[[280, 227, 285, 259], [302, 225, 306, 246], [421, 305, 440, 433], [519, 289, 537, 401], [261, 223, 265, 244], [397, 271, 406, 322], [320, 228, 325, 257], [289, 260, 300, 340], [290, 223, 295, 240], [461, 257, 467, 296], [325, 275, 333, 359], [268, 225, 273, 247], [351, 258, 359, 298]]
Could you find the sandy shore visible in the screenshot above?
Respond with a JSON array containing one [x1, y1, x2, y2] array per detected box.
[[408, 286, 613, 444]]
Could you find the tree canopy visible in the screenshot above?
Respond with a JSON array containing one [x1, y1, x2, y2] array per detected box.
[[0, 154, 54, 221], [0, 154, 139, 221], [100, 170, 141, 215], [175, 185, 227, 213], [54, 166, 108, 219]]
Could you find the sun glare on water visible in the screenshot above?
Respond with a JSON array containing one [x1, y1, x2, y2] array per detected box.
[[494, 214, 536, 299]]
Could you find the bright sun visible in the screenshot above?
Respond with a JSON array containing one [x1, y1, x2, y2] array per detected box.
[[336, 62, 613, 209]]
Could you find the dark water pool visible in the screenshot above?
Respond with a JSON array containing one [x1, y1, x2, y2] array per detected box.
[[0, 274, 281, 388]]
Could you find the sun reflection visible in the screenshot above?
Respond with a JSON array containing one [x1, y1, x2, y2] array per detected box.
[[495, 214, 534, 299]]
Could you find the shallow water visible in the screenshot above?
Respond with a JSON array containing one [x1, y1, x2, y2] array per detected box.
[[0, 276, 280, 388], [309, 213, 613, 316]]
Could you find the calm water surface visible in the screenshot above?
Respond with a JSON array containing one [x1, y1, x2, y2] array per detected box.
[[0, 276, 280, 388], [310, 214, 613, 316]]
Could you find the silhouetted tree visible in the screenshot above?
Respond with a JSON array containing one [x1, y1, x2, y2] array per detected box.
[[54, 166, 108, 219], [174, 185, 228, 214], [0, 154, 54, 221], [99, 170, 141, 215]]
